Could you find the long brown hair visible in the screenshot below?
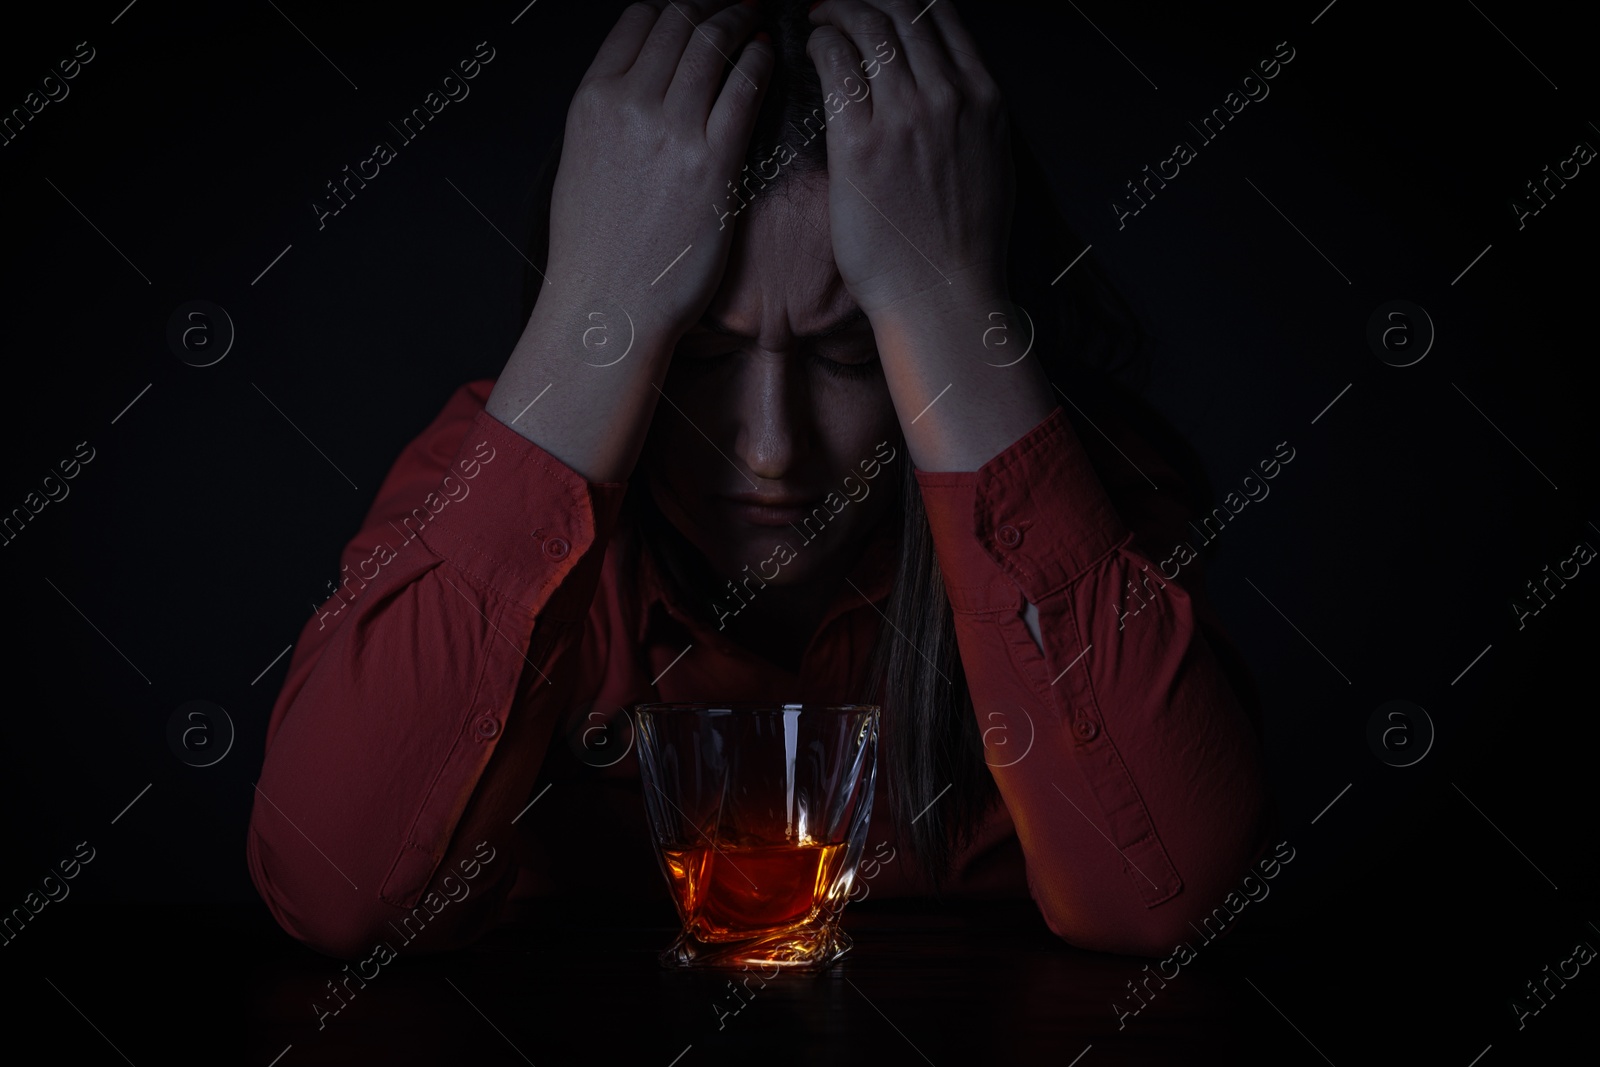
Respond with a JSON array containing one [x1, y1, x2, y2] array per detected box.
[[519, 1, 1143, 891]]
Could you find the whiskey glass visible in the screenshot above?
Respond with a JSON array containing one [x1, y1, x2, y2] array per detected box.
[[633, 702, 880, 970]]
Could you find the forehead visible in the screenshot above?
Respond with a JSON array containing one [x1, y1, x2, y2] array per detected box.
[[698, 175, 863, 341]]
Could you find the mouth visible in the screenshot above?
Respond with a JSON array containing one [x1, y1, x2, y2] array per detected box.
[[717, 494, 823, 527]]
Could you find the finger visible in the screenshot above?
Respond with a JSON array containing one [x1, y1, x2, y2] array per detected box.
[[665, 1, 761, 126], [922, 0, 996, 86], [707, 31, 776, 148], [819, 0, 958, 93], [581, 2, 667, 84], [630, 1, 733, 96], [804, 23, 874, 132], [807, 0, 907, 106]]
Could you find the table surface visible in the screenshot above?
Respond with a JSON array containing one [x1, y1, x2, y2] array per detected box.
[[7, 894, 1594, 1065]]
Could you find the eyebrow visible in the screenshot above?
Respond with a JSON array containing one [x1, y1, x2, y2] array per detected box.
[[691, 305, 871, 341]]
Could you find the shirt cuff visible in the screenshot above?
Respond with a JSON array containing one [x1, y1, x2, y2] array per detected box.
[[418, 407, 628, 619], [914, 405, 1128, 613]]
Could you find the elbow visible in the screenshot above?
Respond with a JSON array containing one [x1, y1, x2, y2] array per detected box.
[[278, 911, 394, 964], [247, 823, 505, 960], [1031, 867, 1266, 959], [1027, 860, 1203, 958], [248, 822, 389, 959], [1037, 901, 1199, 959], [1035, 873, 1275, 958]]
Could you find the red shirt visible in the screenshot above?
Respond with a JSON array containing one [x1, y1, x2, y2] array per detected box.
[[248, 379, 1275, 959]]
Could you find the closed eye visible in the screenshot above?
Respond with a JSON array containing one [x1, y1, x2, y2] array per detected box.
[[810, 349, 880, 381], [673, 327, 881, 381], [809, 329, 880, 381]]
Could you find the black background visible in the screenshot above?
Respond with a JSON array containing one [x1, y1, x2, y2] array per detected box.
[[2, 0, 1595, 1062]]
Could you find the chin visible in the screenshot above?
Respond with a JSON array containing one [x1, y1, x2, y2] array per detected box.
[[655, 483, 868, 589], [710, 530, 810, 585]]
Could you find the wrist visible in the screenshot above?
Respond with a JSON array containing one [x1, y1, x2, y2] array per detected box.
[[524, 278, 682, 365], [862, 268, 1010, 341], [866, 284, 1012, 356]]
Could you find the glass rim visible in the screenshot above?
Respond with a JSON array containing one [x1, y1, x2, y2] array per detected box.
[[630, 701, 880, 714]]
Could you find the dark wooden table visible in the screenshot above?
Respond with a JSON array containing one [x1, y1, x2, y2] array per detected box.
[[8, 893, 1594, 1065], [245, 898, 1259, 1065]]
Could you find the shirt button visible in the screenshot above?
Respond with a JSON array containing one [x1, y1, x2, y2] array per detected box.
[[997, 524, 1022, 548], [475, 716, 501, 740], [543, 536, 570, 560], [1074, 718, 1099, 742]]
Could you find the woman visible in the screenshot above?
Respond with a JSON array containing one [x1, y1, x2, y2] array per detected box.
[[248, 0, 1274, 961]]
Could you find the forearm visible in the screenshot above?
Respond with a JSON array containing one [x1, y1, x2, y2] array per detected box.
[[867, 286, 1057, 473], [486, 284, 684, 484], [875, 288, 1057, 642]]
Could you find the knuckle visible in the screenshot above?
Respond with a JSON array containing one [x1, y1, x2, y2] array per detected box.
[[857, 13, 895, 41], [684, 154, 716, 187], [695, 23, 735, 56], [822, 41, 855, 68], [615, 98, 666, 144], [835, 122, 874, 156], [921, 81, 960, 112], [806, 25, 841, 54], [724, 64, 760, 99], [568, 84, 604, 121], [614, 95, 644, 123]]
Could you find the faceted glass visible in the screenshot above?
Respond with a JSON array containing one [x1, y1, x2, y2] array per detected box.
[[633, 702, 880, 970]]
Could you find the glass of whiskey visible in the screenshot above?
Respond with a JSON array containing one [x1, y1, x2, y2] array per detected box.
[[633, 702, 880, 970]]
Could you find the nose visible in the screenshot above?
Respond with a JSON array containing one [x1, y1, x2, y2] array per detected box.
[[734, 349, 809, 483]]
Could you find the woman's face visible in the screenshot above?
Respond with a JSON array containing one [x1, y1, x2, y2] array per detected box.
[[643, 174, 902, 590]]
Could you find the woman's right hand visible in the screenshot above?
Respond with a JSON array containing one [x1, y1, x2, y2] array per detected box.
[[544, 0, 773, 341], [488, 1, 771, 481]]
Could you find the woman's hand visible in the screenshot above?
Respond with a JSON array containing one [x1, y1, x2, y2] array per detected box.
[[545, 0, 774, 339], [804, 0, 1012, 322], [488, 1, 775, 480], [804, 0, 1054, 474]]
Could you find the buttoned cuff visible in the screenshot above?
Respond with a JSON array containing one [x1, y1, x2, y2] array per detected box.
[[914, 406, 1128, 613], [418, 408, 628, 619]]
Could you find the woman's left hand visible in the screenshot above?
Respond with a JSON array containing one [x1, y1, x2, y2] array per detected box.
[[805, 0, 1012, 323]]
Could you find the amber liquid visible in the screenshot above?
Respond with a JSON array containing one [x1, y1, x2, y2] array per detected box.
[[662, 841, 847, 942]]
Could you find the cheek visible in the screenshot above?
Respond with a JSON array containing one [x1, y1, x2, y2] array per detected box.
[[812, 372, 896, 453], [664, 358, 746, 441], [814, 394, 900, 522], [844, 391, 899, 469], [643, 419, 700, 503]]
